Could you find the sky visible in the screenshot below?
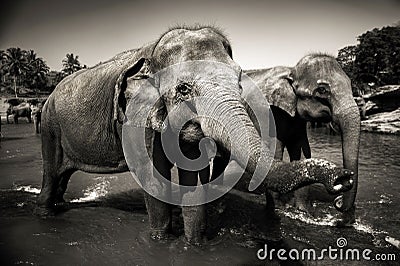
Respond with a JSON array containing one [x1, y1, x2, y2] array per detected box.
[[0, 0, 399, 71]]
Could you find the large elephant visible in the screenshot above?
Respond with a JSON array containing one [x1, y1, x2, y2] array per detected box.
[[244, 54, 360, 225], [7, 102, 32, 124], [37, 27, 353, 244]]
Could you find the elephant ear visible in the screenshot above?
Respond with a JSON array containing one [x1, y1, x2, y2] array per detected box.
[[114, 58, 165, 131], [262, 67, 297, 117]]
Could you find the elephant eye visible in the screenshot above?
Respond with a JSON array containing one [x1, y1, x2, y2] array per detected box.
[[315, 85, 330, 96], [176, 82, 191, 95], [317, 86, 327, 94], [315, 80, 330, 97]]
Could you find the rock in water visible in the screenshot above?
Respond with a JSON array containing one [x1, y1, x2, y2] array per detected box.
[[360, 85, 400, 134], [361, 108, 400, 134]]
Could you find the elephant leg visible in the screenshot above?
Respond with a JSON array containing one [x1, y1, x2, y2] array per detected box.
[[178, 141, 207, 244], [27, 114, 32, 123], [145, 132, 173, 240], [210, 155, 230, 184], [266, 140, 285, 216], [178, 167, 206, 245], [14, 116, 18, 124], [287, 144, 302, 161], [287, 142, 312, 214], [33, 117, 39, 133], [36, 125, 69, 215], [199, 164, 210, 185], [302, 140, 311, 159], [55, 168, 76, 204], [265, 190, 280, 220], [144, 193, 174, 240], [38, 117, 42, 134]]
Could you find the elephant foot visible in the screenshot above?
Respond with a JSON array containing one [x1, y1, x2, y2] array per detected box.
[[55, 195, 66, 205], [33, 205, 58, 216], [34, 202, 69, 216], [181, 205, 206, 246], [35, 194, 68, 216], [183, 234, 207, 246]]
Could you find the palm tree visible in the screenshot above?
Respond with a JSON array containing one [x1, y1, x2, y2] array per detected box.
[[0, 50, 6, 85], [26, 50, 50, 92], [26, 50, 38, 64], [62, 53, 83, 76], [3, 47, 29, 97]]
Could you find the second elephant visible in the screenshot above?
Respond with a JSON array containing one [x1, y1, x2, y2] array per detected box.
[[7, 102, 32, 124], [244, 53, 360, 225]]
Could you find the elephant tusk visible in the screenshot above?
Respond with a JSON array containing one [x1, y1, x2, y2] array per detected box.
[[333, 184, 343, 191]]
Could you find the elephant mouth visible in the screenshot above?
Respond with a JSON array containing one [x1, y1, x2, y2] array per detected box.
[[179, 121, 204, 143], [320, 109, 332, 118], [299, 107, 332, 122]]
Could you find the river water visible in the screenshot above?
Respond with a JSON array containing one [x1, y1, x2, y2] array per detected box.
[[0, 123, 399, 265]]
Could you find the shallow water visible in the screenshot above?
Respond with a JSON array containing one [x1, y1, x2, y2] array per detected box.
[[0, 123, 399, 265]]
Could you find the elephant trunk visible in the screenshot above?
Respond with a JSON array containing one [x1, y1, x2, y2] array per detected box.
[[198, 89, 272, 181], [332, 99, 360, 215], [199, 90, 353, 195]]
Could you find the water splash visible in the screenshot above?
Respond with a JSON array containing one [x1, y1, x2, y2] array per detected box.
[[279, 209, 389, 247], [71, 176, 116, 202], [278, 209, 335, 226], [15, 185, 41, 194], [353, 219, 388, 235], [279, 209, 387, 234], [366, 194, 393, 204]]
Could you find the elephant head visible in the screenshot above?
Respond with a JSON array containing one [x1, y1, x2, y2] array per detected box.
[[248, 54, 360, 223], [115, 26, 273, 189]]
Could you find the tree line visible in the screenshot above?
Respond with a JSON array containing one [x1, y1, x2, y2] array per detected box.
[[0, 49, 85, 97], [337, 25, 400, 95], [1, 24, 398, 98]]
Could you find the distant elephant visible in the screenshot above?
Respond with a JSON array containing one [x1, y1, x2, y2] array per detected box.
[[31, 103, 43, 133], [244, 54, 360, 226], [7, 102, 32, 124], [37, 27, 353, 244]]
